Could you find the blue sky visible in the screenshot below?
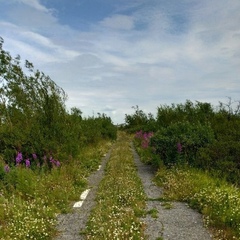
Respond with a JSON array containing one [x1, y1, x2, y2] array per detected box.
[[0, 0, 240, 123]]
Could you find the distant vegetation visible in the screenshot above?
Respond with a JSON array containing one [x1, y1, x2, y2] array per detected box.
[[126, 99, 240, 185]]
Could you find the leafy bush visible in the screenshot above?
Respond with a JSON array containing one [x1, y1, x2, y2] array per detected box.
[[150, 121, 215, 166], [0, 37, 116, 166], [196, 140, 240, 184], [124, 106, 157, 133], [129, 99, 240, 185]]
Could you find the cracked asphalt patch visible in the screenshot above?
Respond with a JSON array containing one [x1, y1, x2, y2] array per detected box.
[[132, 144, 213, 240]]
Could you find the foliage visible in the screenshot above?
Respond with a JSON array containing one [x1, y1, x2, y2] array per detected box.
[[129, 99, 240, 185], [0, 37, 117, 167], [151, 121, 215, 166], [124, 105, 156, 133]]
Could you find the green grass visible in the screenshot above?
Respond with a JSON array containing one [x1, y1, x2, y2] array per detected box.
[[84, 132, 146, 239], [146, 208, 158, 218], [154, 166, 240, 240], [0, 140, 111, 240]]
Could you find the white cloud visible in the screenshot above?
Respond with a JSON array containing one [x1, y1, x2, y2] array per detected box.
[[100, 14, 135, 30], [16, 0, 50, 12]]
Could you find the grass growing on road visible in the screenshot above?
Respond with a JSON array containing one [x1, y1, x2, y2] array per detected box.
[[155, 166, 240, 240], [84, 132, 146, 239]]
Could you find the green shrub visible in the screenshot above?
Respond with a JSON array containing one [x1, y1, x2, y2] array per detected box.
[[196, 140, 240, 184], [150, 121, 214, 166]]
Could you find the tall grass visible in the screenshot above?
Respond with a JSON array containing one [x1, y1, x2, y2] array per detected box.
[[155, 166, 240, 240], [0, 140, 111, 239]]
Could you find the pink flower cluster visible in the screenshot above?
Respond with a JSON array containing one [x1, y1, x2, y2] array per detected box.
[[15, 152, 41, 168], [4, 150, 62, 173], [177, 142, 182, 153], [135, 130, 154, 149], [49, 156, 61, 167], [16, 151, 31, 168]]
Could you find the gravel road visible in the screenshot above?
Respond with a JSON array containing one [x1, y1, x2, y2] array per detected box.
[[54, 150, 112, 240], [55, 143, 213, 240], [132, 144, 213, 240]]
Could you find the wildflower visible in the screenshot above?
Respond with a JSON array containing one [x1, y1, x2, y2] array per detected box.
[[25, 158, 31, 168], [141, 140, 149, 149], [55, 160, 61, 167], [135, 130, 143, 139], [49, 157, 61, 167], [177, 142, 182, 153], [16, 151, 23, 164], [4, 164, 10, 173], [32, 153, 37, 160], [49, 156, 54, 164]]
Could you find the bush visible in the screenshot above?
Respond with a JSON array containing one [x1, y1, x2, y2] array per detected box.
[[196, 140, 240, 184], [0, 37, 117, 167], [150, 121, 215, 166]]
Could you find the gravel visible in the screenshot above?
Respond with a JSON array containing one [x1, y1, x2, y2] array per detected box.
[[132, 144, 213, 240], [54, 143, 213, 240], [54, 150, 112, 240]]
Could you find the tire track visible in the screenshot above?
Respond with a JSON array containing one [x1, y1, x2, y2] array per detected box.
[[54, 150, 112, 240], [132, 143, 213, 240]]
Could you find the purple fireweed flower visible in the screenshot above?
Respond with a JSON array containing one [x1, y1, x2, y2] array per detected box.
[[16, 152, 23, 164], [4, 165, 10, 173], [32, 153, 37, 160], [141, 140, 149, 149], [135, 131, 154, 149], [143, 132, 148, 140], [49, 156, 54, 163], [135, 130, 143, 139], [25, 158, 31, 168], [55, 160, 61, 167], [177, 142, 182, 153], [148, 132, 154, 138]]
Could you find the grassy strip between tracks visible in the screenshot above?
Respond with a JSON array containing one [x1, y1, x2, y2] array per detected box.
[[83, 132, 146, 239]]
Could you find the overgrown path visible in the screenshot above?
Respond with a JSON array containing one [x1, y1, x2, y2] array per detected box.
[[55, 133, 212, 239], [55, 150, 112, 239], [132, 144, 212, 240]]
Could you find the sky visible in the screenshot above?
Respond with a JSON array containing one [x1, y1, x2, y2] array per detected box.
[[0, 0, 240, 124]]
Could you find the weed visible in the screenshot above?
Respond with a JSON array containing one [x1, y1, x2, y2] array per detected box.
[[155, 166, 240, 239], [84, 132, 146, 239], [147, 208, 158, 218]]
